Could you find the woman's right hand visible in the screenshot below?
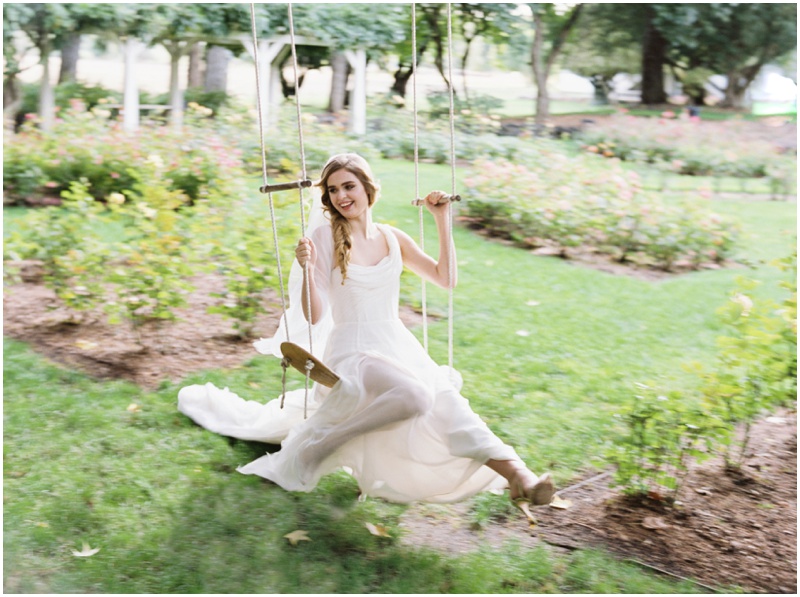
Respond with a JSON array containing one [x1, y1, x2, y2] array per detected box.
[[296, 237, 317, 268]]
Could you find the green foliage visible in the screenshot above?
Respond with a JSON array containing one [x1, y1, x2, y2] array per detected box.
[[17, 81, 122, 122], [462, 156, 739, 270], [4, 103, 246, 205], [696, 256, 797, 468], [102, 171, 195, 338], [4, 180, 108, 311], [205, 201, 299, 339], [426, 90, 504, 135], [606, 384, 725, 502]]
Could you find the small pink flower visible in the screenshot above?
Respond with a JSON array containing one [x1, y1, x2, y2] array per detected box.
[[110, 172, 120, 179], [45, 181, 58, 188]]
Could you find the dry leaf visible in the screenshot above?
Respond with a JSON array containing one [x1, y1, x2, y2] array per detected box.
[[248, 382, 261, 389], [549, 494, 572, 510], [126, 403, 141, 413], [641, 516, 669, 530], [283, 529, 311, 546], [365, 522, 391, 538], [695, 487, 712, 496], [72, 542, 100, 557], [75, 339, 98, 351]]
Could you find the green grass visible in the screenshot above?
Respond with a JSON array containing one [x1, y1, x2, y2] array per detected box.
[[4, 158, 795, 593]]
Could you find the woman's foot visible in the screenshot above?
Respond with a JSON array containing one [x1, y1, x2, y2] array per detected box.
[[509, 469, 555, 525]]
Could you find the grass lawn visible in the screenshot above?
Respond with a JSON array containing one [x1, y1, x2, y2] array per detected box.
[[4, 157, 795, 593]]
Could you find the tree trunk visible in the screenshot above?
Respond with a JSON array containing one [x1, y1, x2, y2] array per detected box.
[[391, 40, 427, 98], [460, 37, 474, 106], [58, 33, 81, 83], [204, 45, 232, 92], [720, 65, 761, 109], [641, 8, 667, 105], [187, 42, 204, 88], [530, 6, 583, 132], [328, 51, 349, 112], [390, 66, 413, 98], [531, 12, 549, 130], [39, 44, 55, 132], [423, 6, 452, 91]]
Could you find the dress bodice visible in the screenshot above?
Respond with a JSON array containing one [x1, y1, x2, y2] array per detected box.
[[328, 224, 403, 325]]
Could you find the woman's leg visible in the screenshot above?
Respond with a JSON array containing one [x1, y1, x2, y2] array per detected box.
[[300, 358, 434, 468]]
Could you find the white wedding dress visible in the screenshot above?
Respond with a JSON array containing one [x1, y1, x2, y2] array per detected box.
[[178, 222, 519, 503]]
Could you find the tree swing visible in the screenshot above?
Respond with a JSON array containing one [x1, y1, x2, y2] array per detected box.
[[248, 2, 462, 418]]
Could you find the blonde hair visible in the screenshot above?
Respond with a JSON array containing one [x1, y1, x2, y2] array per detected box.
[[316, 153, 380, 282]]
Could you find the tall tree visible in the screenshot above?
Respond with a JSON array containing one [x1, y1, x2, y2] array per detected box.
[[455, 3, 522, 104], [529, 2, 584, 128], [7, 3, 74, 131], [654, 3, 797, 108], [561, 3, 640, 105]]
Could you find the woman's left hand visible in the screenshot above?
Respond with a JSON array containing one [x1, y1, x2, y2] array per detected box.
[[424, 190, 450, 217]]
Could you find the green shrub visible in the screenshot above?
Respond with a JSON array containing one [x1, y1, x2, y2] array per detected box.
[[4, 180, 109, 311], [607, 384, 725, 503], [462, 156, 739, 270], [206, 202, 299, 339], [578, 113, 795, 180], [697, 258, 797, 468], [3, 105, 247, 205]]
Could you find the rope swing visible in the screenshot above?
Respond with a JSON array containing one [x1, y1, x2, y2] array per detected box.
[[248, 2, 462, 412], [410, 2, 460, 369]]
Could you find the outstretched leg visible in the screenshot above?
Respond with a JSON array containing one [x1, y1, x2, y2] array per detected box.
[[300, 358, 434, 469]]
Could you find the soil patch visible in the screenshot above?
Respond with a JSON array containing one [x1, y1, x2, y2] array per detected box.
[[399, 410, 797, 593], [2, 272, 427, 389]]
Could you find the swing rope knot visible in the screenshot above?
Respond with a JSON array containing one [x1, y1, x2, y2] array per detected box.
[[304, 360, 315, 372]]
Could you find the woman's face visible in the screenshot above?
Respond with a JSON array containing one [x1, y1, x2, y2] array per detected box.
[[326, 168, 370, 219]]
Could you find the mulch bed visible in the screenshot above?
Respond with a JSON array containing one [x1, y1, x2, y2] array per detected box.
[[3, 267, 796, 593]]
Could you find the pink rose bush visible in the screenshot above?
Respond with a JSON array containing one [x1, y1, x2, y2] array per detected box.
[[578, 114, 795, 179], [462, 154, 739, 271]]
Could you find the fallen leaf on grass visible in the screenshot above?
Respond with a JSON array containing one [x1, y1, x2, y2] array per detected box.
[[283, 529, 311, 546], [248, 382, 261, 389], [365, 522, 391, 538], [641, 516, 669, 530], [72, 542, 100, 557], [549, 494, 572, 510], [126, 403, 142, 413]]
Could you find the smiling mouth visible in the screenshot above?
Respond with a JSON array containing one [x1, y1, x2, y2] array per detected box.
[[338, 201, 354, 210]]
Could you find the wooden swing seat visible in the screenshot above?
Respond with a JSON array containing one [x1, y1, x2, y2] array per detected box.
[[280, 342, 340, 388]]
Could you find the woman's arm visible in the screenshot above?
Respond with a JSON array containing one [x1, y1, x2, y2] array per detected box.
[[295, 237, 326, 324], [394, 190, 457, 290]]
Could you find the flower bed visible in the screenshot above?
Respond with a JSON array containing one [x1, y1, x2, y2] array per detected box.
[[3, 103, 246, 206], [462, 155, 739, 271], [578, 113, 796, 180]]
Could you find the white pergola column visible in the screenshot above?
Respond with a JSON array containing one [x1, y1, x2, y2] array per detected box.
[[122, 37, 145, 133], [344, 49, 367, 135], [242, 37, 288, 133]]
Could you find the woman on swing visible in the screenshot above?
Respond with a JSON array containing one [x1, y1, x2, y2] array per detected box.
[[178, 153, 554, 520]]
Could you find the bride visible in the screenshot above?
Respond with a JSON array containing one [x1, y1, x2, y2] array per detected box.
[[178, 153, 554, 519]]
